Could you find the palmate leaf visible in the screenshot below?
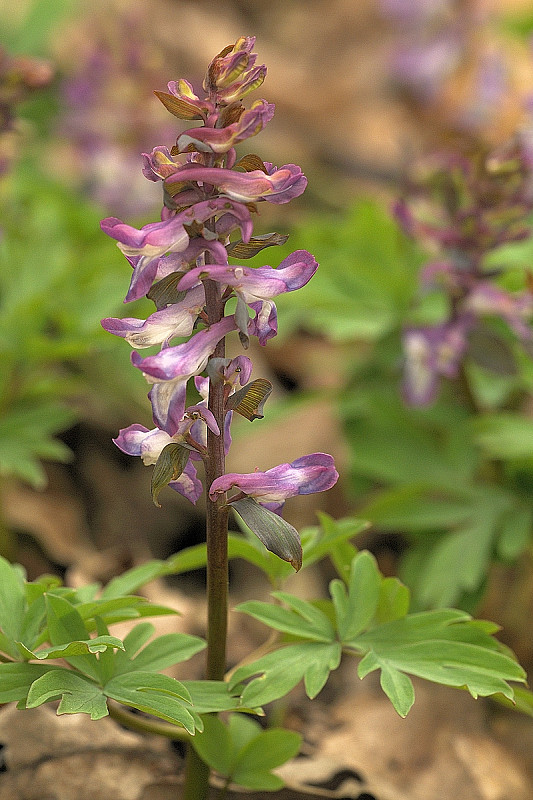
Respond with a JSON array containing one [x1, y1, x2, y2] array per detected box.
[[0, 557, 26, 657], [236, 551, 525, 717], [26, 669, 109, 720], [184, 680, 259, 715], [191, 714, 301, 792], [0, 662, 51, 703], [103, 671, 197, 734], [228, 642, 342, 707]]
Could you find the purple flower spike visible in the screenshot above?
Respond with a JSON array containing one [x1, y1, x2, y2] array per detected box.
[[102, 284, 205, 348], [209, 453, 339, 507], [465, 284, 533, 343], [176, 100, 275, 154], [101, 214, 189, 260], [132, 316, 238, 382]]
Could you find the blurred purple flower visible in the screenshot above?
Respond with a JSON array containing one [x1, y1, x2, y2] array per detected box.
[[403, 321, 470, 406]]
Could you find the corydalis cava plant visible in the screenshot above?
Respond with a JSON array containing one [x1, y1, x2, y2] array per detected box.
[[101, 37, 338, 577], [397, 138, 533, 406]]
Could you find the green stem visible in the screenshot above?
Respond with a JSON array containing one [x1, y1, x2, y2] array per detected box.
[[183, 276, 229, 800], [107, 702, 190, 740], [204, 277, 229, 682]]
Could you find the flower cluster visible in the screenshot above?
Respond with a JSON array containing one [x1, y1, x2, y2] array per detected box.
[[101, 38, 338, 566], [396, 139, 533, 405]]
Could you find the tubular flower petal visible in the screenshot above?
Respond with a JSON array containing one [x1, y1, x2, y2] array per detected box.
[[209, 453, 339, 506], [165, 163, 307, 205], [102, 284, 205, 348], [142, 146, 177, 181], [132, 316, 238, 382], [176, 100, 275, 154], [125, 239, 228, 303], [101, 197, 253, 261], [149, 379, 188, 435], [178, 250, 318, 299]]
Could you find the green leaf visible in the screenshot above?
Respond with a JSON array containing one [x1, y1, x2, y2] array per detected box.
[[113, 632, 205, 675], [233, 727, 301, 785], [165, 543, 209, 574], [100, 560, 167, 599], [378, 664, 415, 717], [497, 506, 533, 561], [303, 514, 367, 570], [191, 714, 301, 792], [230, 497, 302, 571], [236, 593, 334, 642], [374, 577, 410, 625], [473, 413, 533, 459], [44, 594, 102, 681], [0, 557, 26, 653], [16, 635, 124, 661], [151, 443, 191, 507], [362, 486, 473, 532], [191, 715, 233, 774], [350, 609, 526, 704], [333, 551, 381, 641], [26, 669, 109, 720], [230, 770, 284, 791], [410, 516, 497, 608], [104, 672, 196, 734], [229, 642, 342, 706], [0, 662, 50, 703], [184, 680, 257, 714], [0, 403, 75, 488]]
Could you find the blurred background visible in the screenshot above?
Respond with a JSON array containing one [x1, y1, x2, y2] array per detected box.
[[2, 0, 533, 663]]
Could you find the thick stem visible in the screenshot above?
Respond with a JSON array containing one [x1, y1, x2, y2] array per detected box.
[[184, 278, 230, 800], [204, 277, 230, 681]]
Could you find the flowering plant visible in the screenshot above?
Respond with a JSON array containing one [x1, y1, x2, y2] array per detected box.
[[0, 38, 527, 800]]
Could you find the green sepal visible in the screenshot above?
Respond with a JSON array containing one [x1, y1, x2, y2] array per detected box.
[[147, 272, 187, 309], [226, 232, 289, 259], [154, 91, 205, 120], [151, 442, 191, 507], [230, 497, 302, 571], [234, 154, 268, 173], [226, 378, 273, 421]]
